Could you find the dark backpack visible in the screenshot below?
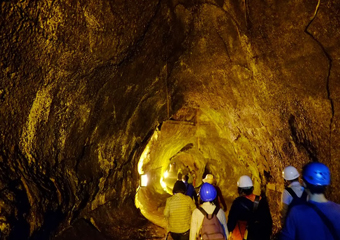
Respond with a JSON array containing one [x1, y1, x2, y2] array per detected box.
[[285, 187, 308, 214], [246, 196, 272, 240], [198, 207, 226, 240]]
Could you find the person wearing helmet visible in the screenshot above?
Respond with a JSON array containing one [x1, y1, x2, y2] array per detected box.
[[189, 183, 228, 240], [202, 174, 228, 211], [182, 174, 198, 207], [164, 180, 196, 240], [281, 166, 307, 225], [227, 175, 272, 240], [281, 162, 340, 240]]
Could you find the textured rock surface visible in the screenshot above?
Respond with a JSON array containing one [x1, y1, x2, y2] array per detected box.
[[1, 0, 340, 239]]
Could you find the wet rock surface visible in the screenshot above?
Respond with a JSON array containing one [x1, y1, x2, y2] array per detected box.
[[1, 0, 340, 239]]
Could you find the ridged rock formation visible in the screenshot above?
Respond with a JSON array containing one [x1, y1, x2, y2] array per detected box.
[[1, 0, 339, 239]]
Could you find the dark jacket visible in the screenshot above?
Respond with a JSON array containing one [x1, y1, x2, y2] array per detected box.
[[227, 194, 272, 240]]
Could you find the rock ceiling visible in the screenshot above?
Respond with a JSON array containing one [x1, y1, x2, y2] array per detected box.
[[1, 0, 340, 239]]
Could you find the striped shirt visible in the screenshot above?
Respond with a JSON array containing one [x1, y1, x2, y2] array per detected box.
[[164, 193, 196, 233]]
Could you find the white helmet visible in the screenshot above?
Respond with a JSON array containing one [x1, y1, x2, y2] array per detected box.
[[237, 175, 253, 188], [282, 166, 299, 180]]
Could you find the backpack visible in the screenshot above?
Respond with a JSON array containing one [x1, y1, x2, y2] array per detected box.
[[246, 196, 272, 240], [285, 187, 308, 214], [197, 207, 226, 240]]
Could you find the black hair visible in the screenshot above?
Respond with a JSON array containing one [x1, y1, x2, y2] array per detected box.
[[290, 177, 299, 182], [238, 187, 254, 196], [182, 175, 189, 182], [173, 181, 186, 194], [303, 180, 327, 194]]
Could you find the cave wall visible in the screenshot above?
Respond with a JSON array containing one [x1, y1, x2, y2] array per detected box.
[[1, 0, 340, 239], [1, 0, 176, 239]]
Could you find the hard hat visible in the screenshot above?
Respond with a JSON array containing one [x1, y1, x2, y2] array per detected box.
[[302, 162, 330, 186], [282, 166, 300, 180], [237, 175, 253, 188], [199, 183, 217, 202], [202, 174, 214, 184]]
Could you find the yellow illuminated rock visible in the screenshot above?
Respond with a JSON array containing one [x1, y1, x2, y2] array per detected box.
[[0, 1, 340, 239]]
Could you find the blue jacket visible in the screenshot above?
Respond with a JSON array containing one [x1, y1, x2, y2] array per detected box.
[[184, 182, 197, 200], [281, 201, 340, 240]]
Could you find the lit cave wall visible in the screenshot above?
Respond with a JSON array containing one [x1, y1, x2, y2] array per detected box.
[[1, 1, 340, 240]]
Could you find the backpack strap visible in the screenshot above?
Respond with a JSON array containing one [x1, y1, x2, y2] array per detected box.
[[306, 202, 339, 240], [286, 187, 308, 202], [213, 206, 220, 216], [198, 206, 219, 220], [198, 207, 208, 216], [285, 187, 298, 199], [301, 190, 308, 201], [253, 195, 260, 212], [240, 195, 260, 212]]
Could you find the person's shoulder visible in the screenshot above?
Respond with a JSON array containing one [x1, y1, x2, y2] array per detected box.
[[327, 201, 340, 206], [193, 207, 201, 213], [282, 187, 290, 194], [180, 193, 192, 200], [191, 207, 203, 218], [232, 196, 252, 206], [167, 194, 175, 200], [194, 206, 207, 216], [233, 196, 246, 203], [234, 195, 245, 201], [216, 207, 225, 215], [325, 201, 340, 210], [288, 202, 310, 214], [166, 195, 175, 204]]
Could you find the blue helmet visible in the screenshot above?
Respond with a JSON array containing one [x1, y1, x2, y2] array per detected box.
[[303, 162, 330, 186], [200, 183, 217, 202]]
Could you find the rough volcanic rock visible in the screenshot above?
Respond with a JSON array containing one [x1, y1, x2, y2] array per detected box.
[[1, 0, 340, 239]]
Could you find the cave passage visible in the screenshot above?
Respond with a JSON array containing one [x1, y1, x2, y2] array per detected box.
[[135, 108, 266, 229]]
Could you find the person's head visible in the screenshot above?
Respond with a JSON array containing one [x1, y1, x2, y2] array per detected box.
[[202, 174, 214, 184], [302, 162, 330, 194], [282, 166, 300, 184], [199, 183, 217, 202], [237, 175, 254, 196], [173, 180, 186, 195], [182, 174, 189, 182]]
